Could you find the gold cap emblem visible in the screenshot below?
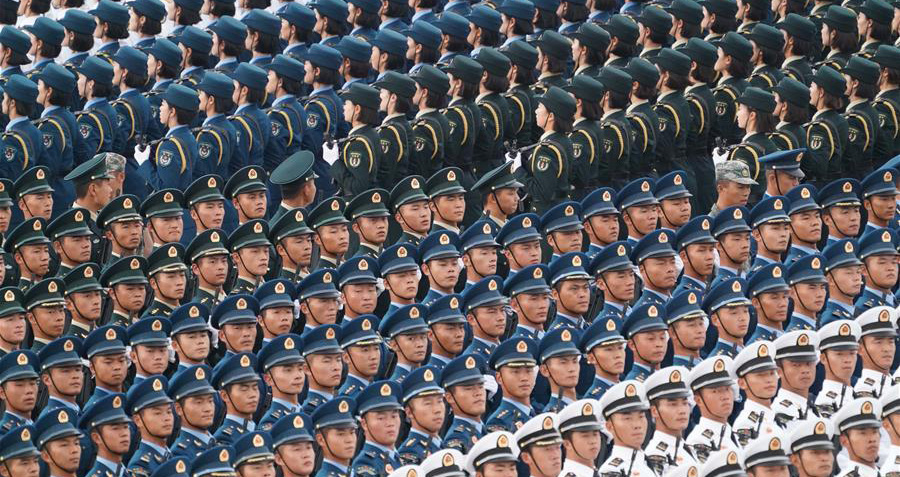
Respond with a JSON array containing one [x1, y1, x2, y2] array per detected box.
[[397, 246, 408, 258], [523, 217, 532, 228], [196, 367, 205, 380], [702, 219, 710, 230], [542, 416, 554, 429], [4, 290, 13, 301], [253, 434, 265, 447], [248, 169, 258, 180], [407, 470, 417, 477], [440, 233, 450, 245], [488, 279, 498, 291], [237, 298, 247, 310], [16, 353, 27, 365], [176, 461, 186, 473], [714, 359, 726, 372], [63, 340, 74, 351], [442, 453, 454, 466], [208, 177, 217, 188], [105, 328, 117, 340], [732, 280, 742, 293], [331, 200, 340, 211], [153, 379, 163, 392], [36, 169, 45, 179], [734, 209, 743, 219], [362, 319, 371, 331], [565, 205, 574, 216], [625, 383, 636, 396], [727, 452, 738, 465], [240, 355, 251, 367], [814, 421, 826, 434], [561, 329, 572, 341], [648, 305, 658, 317], [670, 370, 681, 382], [275, 282, 286, 293], [74, 210, 84, 222], [688, 292, 697, 304], [880, 309, 891, 321], [326, 327, 336, 339], [84, 266, 94, 278], [688, 467, 698, 477], [152, 319, 162, 331], [189, 306, 200, 318], [58, 410, 68, 423], [294, 415, 304, 428], [254, 222, 263, 234], [358, 260, 368, 271], [582, 402, 593, 415], [843, 182, 853, 193], [372, 192, 381, 203], [33, 220, 41, 231], [113, 396, 122, 408], [123, 198, 133, 209], [424, 369, 434, 381], [798, 334, 809, 346], [285, 337, 295, 350], [410, 307, 420, 318], [769, 438, 781, 451], [48, 281, 58, 293], [295, 210, 304, 222], [758, 344, 769, 357], [21, 428, 30, 441], [801, 187, 811, 199], [411, 178, 420, 188], [465, 356, 476, 369], [323, 272, 332, 283], [482, 223, 492, 234], [447, 170, 456, 181], [516, 340, 528, 353], [497, 434, 509, 447], [811, 257, 821, 269], [884, 231, 893, 242], [885, 171, 893, 182], [606, 319, 616, 331], [380, 383, 392, 396], [167, 246, 178, 258], [533, 267, 543, 279], [219, 449, 229, 462], [845, 241, 854, 253], [641, 181, 650, 192], [839, 323, 851, 336], [674, 174, 683, 185], [772, 266, 782, 278], [163, 192, 174, 203], [602, 190, 611, 201], [339, 400, 349, 413], [774, 199, 783, 210], [617, 245, 626, 256], [862, 401, 874, 414], [131, 258, 140, 270], [659, 232, 668, 243]]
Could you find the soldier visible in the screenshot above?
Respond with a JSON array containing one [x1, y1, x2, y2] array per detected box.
[[861, 170, 898, 233], [61, 264, 101, 339], [308, 197, 350, 270], [728, 88, 778, 201], [300, 324, 342, 414], [47, 208, 93, 276], [99, 255, 148, 328], [243, 10, 280, 68], [33, 406, 82, 477], [425, 295, 466, 368], [806, 66, 848, 187], [225, 166, 269, 226], [538, 327, 581, 411], [441, 57, 480, 207], [255, 280, 298, 343], [0, 287, 25, 355], [35, 63, 82, 217], [461, 276, 506, 356], [372, 72, 415, 190], [0, 350, 38, 433], [542, 203, 583, 258], [485, 338, 537, 432], [598, 67, 639, 186], [460, 221, 500, 285], [656, 172, 693, 231], [6, 218, 50, 291], [337, 315, 381, 397], [654, 50, 694, 194], [229, 63, 271, 173], [833, 398, 882, 477], [632, 230, 677, 307], [855, 228, 898, 312], [346, 189, 390, 258], [770, 330, 819, 425], [336, 257, 378, 321], [0, 75, 49, 181], [14, 167, 54, 220], [211, 353, 260, 445], [192, 446, 237, 477], [514, 413, 562, 477], [378, 244, 418, 313], [873, 45, 900, 158], [581, 189, 620, 256], [74, 57, 118, 156], [24, 278, 66, 351], [771, 78, 810, 152], [784, 185, 822, 264], [310, 396, 358, 477], [79, 394, 133, 477], [616, 178, 659, 245], [505, 265, 550, 340], [419, 231, 461, 305], [326, 84, 381, 197], [685, 357, 739, 462], [127, 317, 170, 385], [388, 177, 431, 247], [183, 176, 226, 239], [195, 74, 237, 180], [36, 336, 83, 418], [813, 319, 860, 417], [731, 341, 780, 446], [139, 83, 200, 191], [749, 197, 791, 271], [571, 23, 608, 76], [233, 431, 277, 476], [787, 418, 836, 477], [302, 45, 344, 197], [703, 277, 751, 358], [270, 412, 317, 477], [843, 57, 882, 176], [501, 41, 537, 148], [168, 366, 216, 460], [398, 374, 448, 468], [126, 376, 175, 476], [711, 33, 751, 147], [558, 399, 604, 477], [111, 47, 151, 162], [468, 49, 507, 182], [97, 195, 143, 261], [746, 264, 789, 343], [881, 385, 900, 475], [643, 367, 698, 475], [441, 354, 487, 453], [228, 220, 270, 294], [853, 306, 896, 398], [819, 179, 862, 245], [747, 24, 784, 91], [777, 15, 815, 85], [270, 151, 317, 221], [294, 270, 338, 332], [81, 325, 127, 407], [674, 216, 716, 293], [743, 435, 792, 477], [144, 39, 183, 143], [819, 240, 861, 326], [621, 304, 668, 382], [596, 381, 655, 477], [406, 66, 450, 181], [142, 243, 187, 317], [142, 189, 185, 249], [381, 304, 429, 382], [350, 381, 403, 476], [665, 291, 707, 368], [211, 295, 259, 355], [579, 315, 625, 398], [169, 304, 212, 371], [710, 163, 756, 217], [258, 334, 305, 429], [546, 253, 589, 330]]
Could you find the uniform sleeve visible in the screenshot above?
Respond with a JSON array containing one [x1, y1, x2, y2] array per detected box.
[[196, 129, 225, 179], [304, 100, 330, 157], [875, 98, 900, 158], [519, 142, 563, 214], [264, 110, 291, 172], [712, 86, 740, 145], [804, 121, 839, 184], [228, 116, 253, 175], [569, 128, 597, 189], [377, 124, 408, 189], [653, 104, 678, 172], [332, 136, 375, 197], [843, 112, 873, 179], [411, 120, 441, 178], [152, 138, 188, 190], [76, 114, 102, 156], [599, 121, 627, 185], [113, 101, 136, 151]]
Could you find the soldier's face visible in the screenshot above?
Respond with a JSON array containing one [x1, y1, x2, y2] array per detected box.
[[824, 205, 860, 238], [512, 292, 550, 325], [194, 200, 225, 230], [755, 290, 789, 323], [608, 411, 648, 449], [590, 342, 626, 375], [398, 201, 432, 234], [59, 235, 92, 264], [671, 315, 707, 351], [465, 246, 499, 278], [756, 223, 791, 253], [269, 362, 306, 395], [90, 353, 128, 389], [741, 368, 779, 399], [542, 354, 580, 389], [47, 365, 84, 396], [625, 205, 659, 237], [238, 246, 270, 277], [133, 345, 168, 375], [307, 353, 343, 387], [20, 193, 52, 221], [111, 220, 143, 250], [505, 240, 542, 269], [317, 224, 350, 255], [828, 265, 863, 299], [554, 279, 590, 315], [362, 409, 402, 446], [777, 358, 817, 392], [470, 305, 506, 338], [497, 364, 536, 399], [842, 427, 881, 464], [281, 234, 314, 268], [356, 216, 389, 245], [586, 214, 619, 245], [18, 244, 50, 276], [276, 442, 316, 476], [236, 191, 268, 220], [224, 380, 260, 414], [0, 206, 10, 234], [698, 385, 734, 419], [321, 427, 358, 460], [195, 254, 229, 286], [429, 322, 466, 355], [30, 305, 66, 339], [549, 230, 583, 255], [178, 393, 216, 429], [481, 461, 517, 477], [790, 282, 827, 313], [173, 330, 210, 363], [822, 349, 858, 382], [259, 306, 294, 337], [139, 403, 175, 438], [424, 257, 461, 291], [492, 187, 520, 216], [448, 382, 486, 415], [432, 194, 466, 224], [718, 231, 751, 264], [43, 436, 81, 474], [791, 449, 834, 477], [653, 397, 691, 432], [714, 305, 750, 338], [640, 256, 678, 290], [95, 423, 131, 455], [407, 394, 446, 433], [36, 81, 48, 105], [861, 335, 896, 370], [302, 297, 339, 325], [683, 243, 716, 277], [344, 343, 381, 377], [155, 270, 186, 301], [0, 378, 37, 413], [0, 313, 26, 347], [719, 181, 752, 208], [239, 461, 277, 477], [266, 70, 279, 94], [535, 104, 549, 129], [342, 283, 377, 315], [866, 194, 897, 222], [113, 283, 146, 311], [392, 332, 429, 363], [526, 444, 562, 477], [566, 430, 602, 462], [279, 19, 292, 41], [304, 62, 316, 84], [385, 270, 419, 300], [1, 456, 38, 477], [661, 197, 691, 228], [597, 268, 635, 303], [221, 323, 258, 352]]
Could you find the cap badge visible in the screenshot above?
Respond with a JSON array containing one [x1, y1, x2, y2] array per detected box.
[[758, 344, 769, 357], [176, 461, 186, 473], [488, 279, 498, 291], [411, 178, 420, 188], [884, 231, 893, 242], [372, 192, 381, 203], [572, 255, 582, 267], [516, 340, 528, 353], [219, 449, 229, 462], [844, 241, 854, 253], [542, 416, 554, 429], [727, 452, 738, 465], [167, 246, 178, 258], [424, 369, 434, 381], [801, 187, 811, 199], [36, 168, 45, 180], [880, 309, 891, 321], [16, 353, 27, 365], [58, 410, 68, 423], [862, 401, 874, 414], [565, 205, 574, 216], [885, 171, 893, 182], [63, 340, 74, 351], [207, 177, 217, 188], [130, 258, 140, 270], [105, 328, 117, 340], [772, 199, 784, 210], [285, 337, 295, 350], [533, 267, 543, 279], [4, 290, 13, 301], [798, 334, 809, 346], [606, 319, 616, 331], [839, 323, 851, 336], [688, 467, 698, 477], [731, 280, 742, 293], [602, 190, 611, 201], [323, 272, 332, 283], [48, 281, 58, 293], [153, 378, 163, 392], [734, 209, 743, 219], [625, 383, 637, 396], [772, 266, 782, 278], [113, 396, 122, 408], [714, 359, 726, 372], [497, 434, 509, 447], [163, 192, 173, 203], [294, 415, 304, 428], [617, 245, 626, 256], [248, 169, 258, 180], [811, 257, 821, 269], [240, 355, 251, 367], [407, 470, 417, 477], [254, 222, 263, 234], [397, 246, 408, 258], [380, 383, 392, 396], [295, 211, 304, 222], [275, 282, 286, 293], [362, 319, 371, 330], [440, 233, 450, 245], [670, 370, 681, 382], [326, 328, 336, 339], [358, 259, 369, 271], [447, 170, 457, 181], [688, 292, 697, 304], [189, 306, 200, 318], [33, 219, 41, 231], [84, 266, 94, 278], [465, 356, 476, 369], [641, 181, 650, 192], [561, 329, 572, 341], [196, 367, 205, 380], [582, 402, 593, 415], [843, 182, 853, 193], [21, 428, 30, 441], [673, 174, 683, 186], [814, 421, 826, 434], [410, 307, 420, 318], [442, 453, 454, 466], [769, 438, 780, 451], [523, 217, 532, 228], [702, 219, 710, 230], [331, 200, 340, 211], [648, 305, 658, 317], [253, 433, 265, 447], [339, 400, 350, 413], [482, 223, 492, 234], [659, 232, 668, 243], [74, 210, 84, 222], [152, 319, 163, 332], [237, 298, 247, 310]]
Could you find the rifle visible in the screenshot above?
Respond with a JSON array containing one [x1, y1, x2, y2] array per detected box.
[[323, 133, 354, 149]]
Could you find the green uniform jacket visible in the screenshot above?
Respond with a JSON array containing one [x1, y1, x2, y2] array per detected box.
[[874, 88, 900, 159], [377, 114, 413, 189], [845, 100, 880, 179], [569, 117, 604, 197], [411, 110, 449, 179], [712, 76, 747, 147], [626, 101, 658, 180], [332, 124, 382, 197], [473, 92, 510, 176], [805, 109, 849, 187], [518, 131, 572, 214], [504, 85, 534, 147]]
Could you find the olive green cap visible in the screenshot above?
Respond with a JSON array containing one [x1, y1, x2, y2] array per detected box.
[[4, 218, 49, 252], [0, 287, 24, 317], [63, 153, 111, 184], [471, 162, 523, 192], [812, 64, 847, 97], [184, 175, 225, 207], [23, 277, 65, 310], [390, 176, 430, 211], [100, 255, 148, 286], [147, 243, 188, 276], [308, 197, 349, 228], [738, 86, 776, 114], [97, 195, 142, 229], [538, 85, 576, 120], [62, 263, 102, 294], [46, 208, 93, 240], [228, 219, 270, 251], [426, 167, 466, 198], [141, 189, 184, 219], [186, 228, 229, 262], [224, 165, 267, 199], [345, 189, 391, 220], [13, 166, 52, 198], [444, 55, 484, 84], [270, 151, 317, 186], [0, 179, 13, 207], [269, 207, 313, 243], [409, 64, 450, 96]]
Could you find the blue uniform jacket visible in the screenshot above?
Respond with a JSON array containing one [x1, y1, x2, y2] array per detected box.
[[0, 116, 51, 180]]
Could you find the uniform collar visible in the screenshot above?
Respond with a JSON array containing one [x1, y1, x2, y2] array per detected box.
[[455, 415, 483, 434], [323, 459, 349, 473], [225, 414, 257, 431], [141, 439, 168, 455], [182, 426, 213, 443], [272, 397, 301, 412], [502, 397, 532, 416], [4, 117, 28, 132]]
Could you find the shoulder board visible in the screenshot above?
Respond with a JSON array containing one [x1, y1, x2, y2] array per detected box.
[[713, 83, 738, 100]]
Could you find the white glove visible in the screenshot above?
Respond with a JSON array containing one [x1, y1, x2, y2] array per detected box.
[[483, 374, 499, 399], [134, 144, 151, 165], [323, 142, 340, 165], [712, 147, 729, 166], [506, 152, 522, 172]]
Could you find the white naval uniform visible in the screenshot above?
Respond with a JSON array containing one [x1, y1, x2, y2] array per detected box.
[[854, 368, 891, 398], [814, 379, 855, 418], [644, 431, 698, 477], [560, 458, 596, 477], [835, 461, 879, 477], [771, 389, 815, 427], [598, 445, 657, 477], [684, 417, 739, 464], [882, 445, 900, 476], [731, 399, 780, 447]]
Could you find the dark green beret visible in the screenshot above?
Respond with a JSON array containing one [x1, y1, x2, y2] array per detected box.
[[860, 0, 893, 23], [874, 44, 900, 70], [774, 77, 810, 107], [341, 83, 381, 110], [682, 37, 717, 66], [410, 64, 450, 96], [719, 31, 753, 62], [626, 57, 660, 86], [500, 40, 539, 68], [141, 189, 184, 218], [599, 66, 633, 94], [574, 22, 610, 52], [666, 0, 702, 24], [345, 189, 391, 219]]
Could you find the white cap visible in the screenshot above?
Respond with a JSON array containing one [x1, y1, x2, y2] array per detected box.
[[598, 380, 648, 418], [465, 431, 519, 475], [388, 465, 424, 477], [644, 366, 692, 401], [514, 413, 562, 449], [421, 450, 465, 477], [688, 356, 735, 391], [700, 449, 744, 477], [881, 383, 900, 417], [557, 399, 603, 433], [743, 436, 790, 468], [817, 319, 861, 351], [773, 330, 818, 362], [833, 397, 882, 433], [856, 306, 898, 337], [731, 341, 777, 377], [788, 418, 834, 453]]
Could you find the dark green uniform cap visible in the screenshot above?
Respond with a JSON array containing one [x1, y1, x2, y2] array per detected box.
[[63, 263, 102, 294], [4, 218, 48, 252], [602, 14, 639, 44], [345, 189, 390, 220], [47, 208, 93, 239], [141, 189, 184, 218], [500, 40, 538, 69], [390, 176, 430, 210], [228, 219, 270, 251], [341, 83, 381, 110], [626, 58, 659, 87], [100, 255, 148, 286], [699, 0, 737, 16], [0, 287, 24, 317], [638, 6, 672, 34], [719, 31, 752, 62], [776, 13, 815, 42], [24, 278, 66, 310], [749, 23, 784, 51], [844, 56, 880, 85], [665, 0, 702, 24], [270, 151, 317, 186], [97, 195, 142, 229], [471, 161, 524, 192], [444, 55, 484, 84], [574, 22, 610, 52], [13, 166, 52, 198], [738, 86, 776, 113], [147, 243, 188, 275], [859, 0, 892, 23], [0, 179, 13, 207], [812, 65, 846, 97], [63, 153, 111, 184], [874, 44, 900, 70], [535, 30, 572, 60], [372, 71, 417, 98], [653, 48, 691, 76], [599, 66, 633, 94], [186, 228, 229, 262], [184, 175, 225, 207], [426, 167, 467, 198], [538, 85, 576, 120], [774, 77, 810, 107], [410, 64, 450, 96], [224, 165, 267, 199], [682, 38, 717, 67], [565, 74, 605, 102], [823, 5, 856, 33], [473, 47, 510, 77], [308, 197, 349, 228], [269, 207, 313, 243]]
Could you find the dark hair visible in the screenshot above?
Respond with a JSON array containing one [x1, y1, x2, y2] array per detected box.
[[103, 21, 129, 40], [475, 27, 500, 48], [187, 48, 208, 68], [281, 180, 305, 200], [610, 40, 634, 57], [250, 30, 278, 55], [385, 1, 407, 18], [28, 0, 51, 14], [176, 6, 201, 25], [581, 99, 602, 120], [278, 75, 302, 95], [357, 105, 380, 124], [544, 53, 567, 74], [829, 28, 858, 53], [758, 44, 783, 67], [868, 19, 892, 42], [138, 15, 162, 36], [37, 40, 61, 60], [665, 71, 690, 90], [383, 51, 405, 71], [726, 56, 749, 79], [324, 17, 348, 36], [535, 9, 561, 31], [512, 17, 534, 35], [11, 98, 32, 117], [751, 108, 776, 133], [314, 66, 339, 85], [392, 93, 412, 113], [355, 9, 381, 29], [562, 2, 588, 22], [484, 72, 509, 92], [745, 3, 767, 21], [69, 31, 94, 52], [414, 44, 439, 64], [821, 91, 843, 110], [648, 28, 669, 45], [855, 81, 877, 100], [124, 71, 148, 89], [785, 0, 805, 13], [211, 1, 236, 17], [173, 105, 197, 125], [212, 94, 235, 113], [5, 49, 29, 66], [596, 0, 616, 9], [445, 35, 470, 53], [157, 61, 180, 79], [90, 81, 112, 99], [222, 39, 244, 57], [74, 181, 90, 199], [887, 67, 900, 85], [608, 90, 630, 109], [458, 79, 478, 100], [417, 0, 437, 8], [245, 86, 266, 105], [347, 58, 371, 78], [782, 100, 808, 123], [0, 2, 15, 24], [677, 20, 700, 39], [634, 82, 656, 100], [48, 87, 71, 107], [425, 88, 447, 108], [551, 114, 572, 133], [691, 63, 716, 83], [788, 36, 811, 57], [709, 14, 736, 34], [247, 0, 269, 9]]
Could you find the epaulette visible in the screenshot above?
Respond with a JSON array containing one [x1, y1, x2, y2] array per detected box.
[[645, 454, 667, 475], [701, 429, 714, 439], [222, 426, 233, 435], [748, 411, 759, 423], [140, 454, 151, 463], [608, 457, 623, 466], [656, 441, 668, 452], [734, 428, 753, 446], [495, 409, 509, 419]]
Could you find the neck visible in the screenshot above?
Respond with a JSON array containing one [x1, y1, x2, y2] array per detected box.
[[824, 366, 851, 386], [96, 447, 122, 464], [549, 384, 576, 400], [717, 329, 742, 345], [141, 433, 167, 448], [758, 248, 781, 261], [503, 391, 530, 407], [755, 313, 783, 329], [671, 341, 700, 358], [390, 294, 414, 305], [227, 407, 253, 420], [272, 390, 299, 405], [791, 236, 815, 248], [593, 365, 619, 382]]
